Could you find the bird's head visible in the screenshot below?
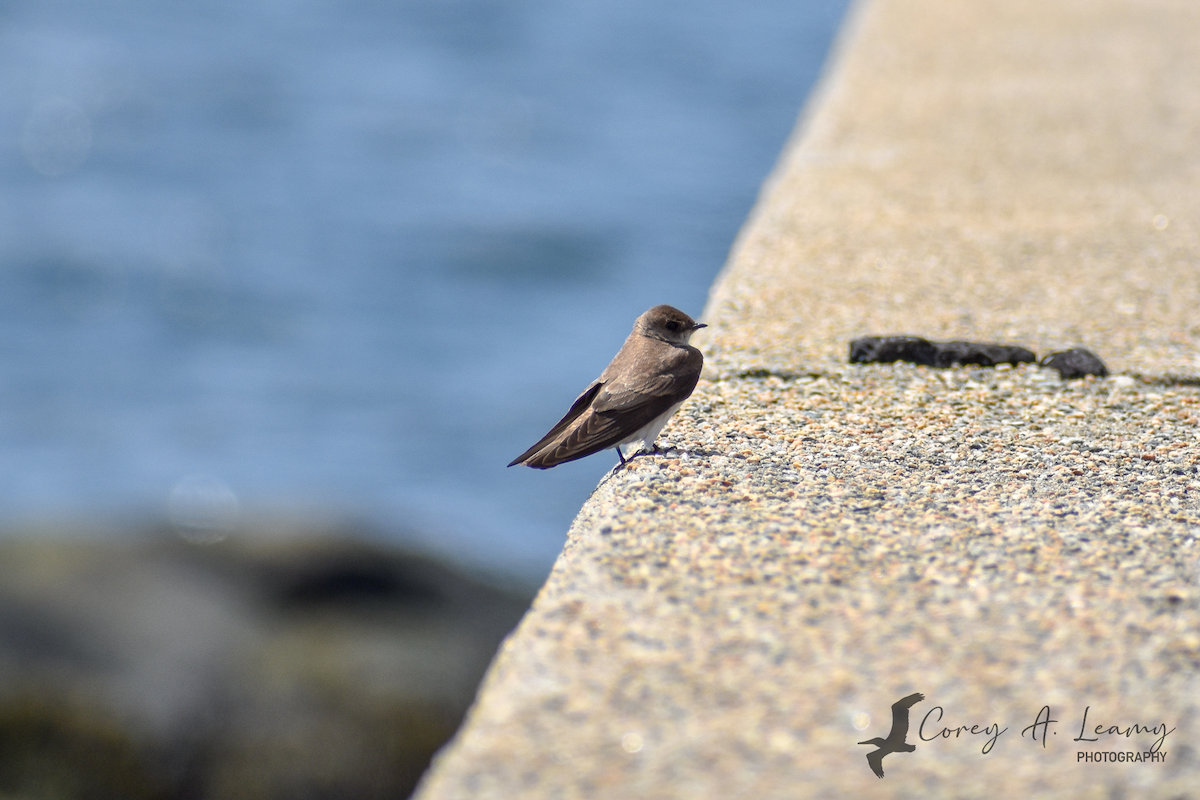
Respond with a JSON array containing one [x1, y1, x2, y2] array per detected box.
[[857, 738, 887, 747], [637, 304, 706, 344]]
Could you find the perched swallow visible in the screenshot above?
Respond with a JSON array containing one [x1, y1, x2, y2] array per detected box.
[[508, 304, 705, 469]]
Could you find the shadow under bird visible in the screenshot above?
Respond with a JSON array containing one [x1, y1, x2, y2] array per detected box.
[[508, 304, 705, 469], [858, 692, 925, 778]]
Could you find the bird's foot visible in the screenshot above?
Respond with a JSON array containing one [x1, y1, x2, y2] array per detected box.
[[632, 443, 673, 460], [607, 448, 632, 476]]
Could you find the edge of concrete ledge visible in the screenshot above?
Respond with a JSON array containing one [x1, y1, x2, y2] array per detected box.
[[415, 0, 1200, 796]]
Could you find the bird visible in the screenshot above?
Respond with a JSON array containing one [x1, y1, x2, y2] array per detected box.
[[858, 692, 925, 778], [508, 304, 705, 469]]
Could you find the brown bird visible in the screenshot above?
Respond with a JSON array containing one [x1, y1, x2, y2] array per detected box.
[[508, 304, 706, 469]]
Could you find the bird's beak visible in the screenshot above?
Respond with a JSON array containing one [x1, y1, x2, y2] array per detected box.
[[692, 323, 707, 330]]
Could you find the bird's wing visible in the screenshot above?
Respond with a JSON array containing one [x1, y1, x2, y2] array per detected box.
[[591, 343, 700, 411], [518, 373, 690, 467], [889, 692, 925, 739], [514, 344, 702, 468], [507, 381, 603, 467], [865, 750, 885, 779], [556, 346, 700, 449]]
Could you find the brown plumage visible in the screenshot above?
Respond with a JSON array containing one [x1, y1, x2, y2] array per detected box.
[[509, 305, 705, 469]]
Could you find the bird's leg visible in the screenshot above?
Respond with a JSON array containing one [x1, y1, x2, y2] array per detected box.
[[622, 447, 651, 465], [614, 442, 664, 469]]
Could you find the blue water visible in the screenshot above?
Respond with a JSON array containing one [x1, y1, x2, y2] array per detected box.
[[0, 0, 848, 580]]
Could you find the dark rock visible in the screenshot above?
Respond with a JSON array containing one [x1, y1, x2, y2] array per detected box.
[[0, 528, 534, 800], [259, 546, 452, 610], [1040, 348, 1109, 379], [849, 336, 1036, 368], [932, 341, 1037, 368], [849, 336, 938, 366], [0, 696, 172, 800]]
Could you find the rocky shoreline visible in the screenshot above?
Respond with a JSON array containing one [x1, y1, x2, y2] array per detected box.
[[0, 525, 531, 799]]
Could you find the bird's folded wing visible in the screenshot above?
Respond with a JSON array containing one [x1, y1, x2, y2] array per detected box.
[[508, 381, 604, 467], [593, 344, 702, 414], [547, 366, 700, 455], [511, 344, 702, 468]]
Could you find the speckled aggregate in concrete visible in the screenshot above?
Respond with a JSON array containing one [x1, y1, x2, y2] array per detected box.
[[702, 0, 1200, 382], [415, 0, 1200, 796]]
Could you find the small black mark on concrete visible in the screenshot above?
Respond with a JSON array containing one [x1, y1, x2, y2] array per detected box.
[[849, 336, 1036, 368], [736, 368, 797, 380], [1040, 348, 1109, 379], [732, 368, 823, 382], [1137, 374, 1200, 388]]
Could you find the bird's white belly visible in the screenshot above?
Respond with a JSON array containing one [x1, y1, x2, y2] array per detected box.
[[616, 400, 685, 459]]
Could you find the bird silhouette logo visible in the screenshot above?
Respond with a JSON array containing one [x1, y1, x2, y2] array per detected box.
[[858, 692, 925, 778]]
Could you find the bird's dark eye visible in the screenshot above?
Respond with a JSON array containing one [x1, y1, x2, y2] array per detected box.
[[665, 321, 680, 332]]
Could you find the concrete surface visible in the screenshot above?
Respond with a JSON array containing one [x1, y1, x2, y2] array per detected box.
[[415, 0, 1200, 796]]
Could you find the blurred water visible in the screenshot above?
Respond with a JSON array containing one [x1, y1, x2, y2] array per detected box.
[[0, 0, 848, 580]]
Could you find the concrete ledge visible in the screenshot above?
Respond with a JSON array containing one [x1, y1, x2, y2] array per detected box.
[[706, 0, 1200, 382], [415, 0, 1200, 796]]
